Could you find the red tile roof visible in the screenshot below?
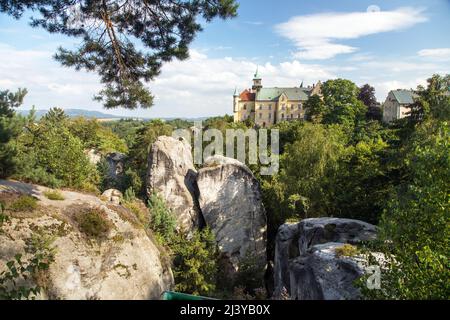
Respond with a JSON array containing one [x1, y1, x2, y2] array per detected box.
[[239, 89, 255, 101]]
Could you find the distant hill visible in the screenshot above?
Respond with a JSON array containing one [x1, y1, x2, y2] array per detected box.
[[17, 108, 210, 122], [18, 108, 126, 119]]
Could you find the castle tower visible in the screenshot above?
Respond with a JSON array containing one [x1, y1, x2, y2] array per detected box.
[[233, 87, 240, 122], [252, 67, 262, 92], [233, 87, 239, 112]]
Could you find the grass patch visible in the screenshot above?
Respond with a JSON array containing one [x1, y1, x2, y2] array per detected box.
[[75, 208, 112, 239], [44, 190, 65, 201], [335, 244, 359, 257], [8, 195, 38, 212]]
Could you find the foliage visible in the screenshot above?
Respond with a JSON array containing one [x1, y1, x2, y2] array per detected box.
[[321, 79, 368, 127], [14, 109, 99, 190], [1, 0, 238, 109], [171, 228, 218, 296], [75, 208, 112, 239], [8, 195, 38, 212], [234, 252, 266, 295], [358, 84, 377, 108], [68, 117, 127, 154], [0, 88, 27, 178], [43, 190, 65, 201], [0, 231, 56, 300], [361, 120, 450, 300], [304, 94, 325, 123], [126, 120, 173, 194], [147, 193, 177, 244], [335, 244, 359, 257], [123, 187, 136, 203]]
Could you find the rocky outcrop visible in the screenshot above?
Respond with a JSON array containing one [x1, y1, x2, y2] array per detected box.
[[196, 155, 267, 277], [298, 218, 377, 255], [101, 189, 123, 205], [289, 243, 367, 300], [85, 148, 101, 165], [0, 180, 173, 300], [105, 152, 126, 188], [146, 136, 200, 232], [273, 217, 378, 300]]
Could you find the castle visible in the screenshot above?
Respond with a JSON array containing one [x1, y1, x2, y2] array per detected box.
[[233, 69, 322, 126]]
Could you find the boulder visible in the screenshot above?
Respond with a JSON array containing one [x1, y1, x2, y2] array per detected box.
[[106, 152, 126, 178], [102, 188, 123, 205], [85, 148, 101, 165], [146, 136, 200, 232], [196, 155, 267, 277], [273, 218, 378, 300], [289, 243, 366, 300], [298, 217, 378, 255], [0, 180, 173, 300]]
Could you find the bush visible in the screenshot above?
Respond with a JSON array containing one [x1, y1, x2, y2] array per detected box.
[[75, 209, 111, 238], [171, 228, 218, 296], [43, 190, 65, 201], [0, 230, 55, 300], [335, 244, 359, 257], [8, 195, 38, 212], [147, 194, 176, 244]]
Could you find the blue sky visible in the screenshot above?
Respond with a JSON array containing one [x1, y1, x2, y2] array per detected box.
[[0, 0, 449, 117]]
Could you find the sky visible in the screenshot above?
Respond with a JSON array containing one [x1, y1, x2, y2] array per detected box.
[[0, 0, 449, 118]]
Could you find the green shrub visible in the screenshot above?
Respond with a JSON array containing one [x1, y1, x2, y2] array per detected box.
[[147, 193, 176, 243], [43, 190, 65, 201], [123, 187, 136, 203], [171, 228, 218, 296], [75, 209, 111, 238], [335, 244, 359, 257], [9, 195, 38, 212], [0, 230, 55, 300]]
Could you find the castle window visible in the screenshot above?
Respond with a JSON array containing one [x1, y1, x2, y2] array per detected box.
[[259, 104, 263, 110], [281, 113, 284, 119], [269, 113, 271, 119], [291, 114, 293, 119], [291, 104, 294, 110], [243, 104, 247, 110], [269, 104, 272, 110], [259, 113, 262, 119], [298, 103, 302, 109]]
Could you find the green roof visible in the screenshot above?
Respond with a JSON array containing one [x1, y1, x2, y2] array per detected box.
[[392, 89, 415, 104], [256, 87, 310, 101]]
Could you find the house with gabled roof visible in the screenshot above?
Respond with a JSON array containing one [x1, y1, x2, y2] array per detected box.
[[382, 89, 417, 123], [233, 69, 322, 127]]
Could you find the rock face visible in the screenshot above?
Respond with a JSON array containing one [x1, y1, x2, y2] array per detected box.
[[289, 243, 366, 300], [196, 155, 267, 277], [0, 180, 173, 300], [298, 218, 377, 256], [146, 136, 200, 232], [273, 217, 378, 300], [106, 152, 126, 178], [85, 148, 101, 165]]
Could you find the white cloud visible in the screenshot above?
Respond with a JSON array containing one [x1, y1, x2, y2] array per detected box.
[[0, 43, 333, 118], [275, 7, 428, 60], [418, 48, 450, 60]]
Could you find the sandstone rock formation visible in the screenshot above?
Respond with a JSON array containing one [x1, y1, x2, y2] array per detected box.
[[0, 180, 173, 300], [101, 188, 123, 204], [298, 217, 377, 256], [146, 136, 200, 232], [196, 155, 267, 277], [273, 217, 378, 300]]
